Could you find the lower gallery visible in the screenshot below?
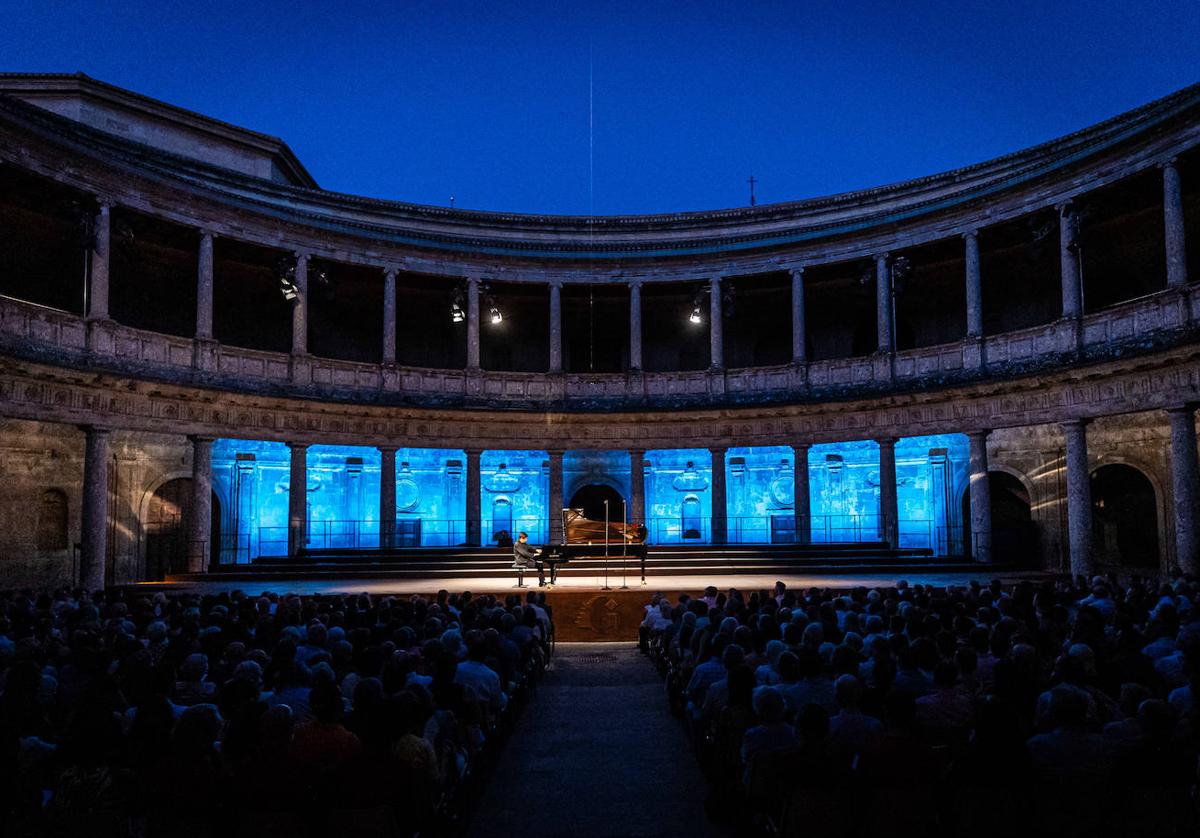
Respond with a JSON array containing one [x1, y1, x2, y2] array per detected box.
[[0, 74, 1198, 836]]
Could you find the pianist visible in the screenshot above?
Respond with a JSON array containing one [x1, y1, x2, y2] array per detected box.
[[512, 531, 546, 587]]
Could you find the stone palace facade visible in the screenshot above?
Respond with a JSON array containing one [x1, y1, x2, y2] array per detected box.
[[0, 73, 1197, 587]]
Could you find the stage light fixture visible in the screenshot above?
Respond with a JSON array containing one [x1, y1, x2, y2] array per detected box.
[[276, 258, 298, 301], [689, 305, 703, 324], [490, 305, 503, 324], [450, 302, 465, 323]]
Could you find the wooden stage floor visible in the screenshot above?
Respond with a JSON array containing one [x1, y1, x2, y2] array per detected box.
[[133, 569, 1050, 642]]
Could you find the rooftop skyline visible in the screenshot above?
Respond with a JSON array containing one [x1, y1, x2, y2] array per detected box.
[[3, 0, 1198, 214]]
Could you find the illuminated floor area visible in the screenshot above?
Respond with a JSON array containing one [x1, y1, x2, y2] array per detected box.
[[133, 569, 1050, 641], [137, 568, 1047, 597]]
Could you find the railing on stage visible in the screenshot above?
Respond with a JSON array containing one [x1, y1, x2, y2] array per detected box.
[[208, 513, 967, 565]]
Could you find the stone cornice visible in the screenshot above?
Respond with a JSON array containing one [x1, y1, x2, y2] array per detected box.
[[0, 80, 1196, 262], [2, 347, 1197, 450]]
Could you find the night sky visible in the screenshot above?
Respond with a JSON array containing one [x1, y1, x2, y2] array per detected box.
[[3, 0, 1197, 214]]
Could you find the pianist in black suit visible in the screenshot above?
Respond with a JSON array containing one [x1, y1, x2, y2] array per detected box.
[[512, 531, 546, 587]]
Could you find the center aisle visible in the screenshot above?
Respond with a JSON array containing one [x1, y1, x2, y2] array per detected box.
[[465, 642, 729, 838]]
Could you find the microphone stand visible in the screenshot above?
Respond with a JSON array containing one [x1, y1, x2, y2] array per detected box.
[[601, 499, 611, 591], [620, 499, 629, 590]]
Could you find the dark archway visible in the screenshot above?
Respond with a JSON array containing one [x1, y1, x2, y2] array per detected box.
[[568, 484, 627, 522], [1091, 464, 1159, 568], [145, 479, 222, 580], [961, 471, 1036, 564]]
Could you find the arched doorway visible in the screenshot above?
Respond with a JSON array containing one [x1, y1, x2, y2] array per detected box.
[[1091, 464, 1159, 568], [145, 479, 222, 580], [961, 472, 1036, 564], [568, 484, 627, 522]]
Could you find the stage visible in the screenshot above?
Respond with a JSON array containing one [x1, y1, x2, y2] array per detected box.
[[131, 568, 1051, 642]]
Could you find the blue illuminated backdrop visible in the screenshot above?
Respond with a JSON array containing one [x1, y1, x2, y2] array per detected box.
[[212, 434, 969, 561]]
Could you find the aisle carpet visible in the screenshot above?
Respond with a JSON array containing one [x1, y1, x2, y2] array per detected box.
[[465, 643, 729, 837]]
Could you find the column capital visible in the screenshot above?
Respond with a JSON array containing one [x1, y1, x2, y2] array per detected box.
[[96, 198, 113, 211], [286, 441, 310, 452], [708, 445, 729, 456], [1056, 199, 1076, 216], [966, 428, 991, 440], [78, 424, 112, 437], [1166, 404, 1197, 417], [546, 448, 566, 458], [198, 229, 216, 242], [1060, 417, 1091, 430], [961, 229, 979, 242], [1158, 156, 1180, 171], [464, 446, 484, 456], [875, 251, 890, 263], [187, 435, 215, 445], [382, 265, 399, 278], [376, 444, 399, 454], [788, 265, 806, 277], [875, 436, 898, 447]]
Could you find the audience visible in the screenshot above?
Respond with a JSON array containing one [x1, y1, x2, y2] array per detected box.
[[0, 587, 550, 836], [645, 573, 1200, 836]]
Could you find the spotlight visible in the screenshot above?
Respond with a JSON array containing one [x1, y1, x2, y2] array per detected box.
[[490, 306, 503, 324], [689, 305, 702, 324], [689, 286, 707, 324], [276, 258, 298, 302], [450, 282, 466, 323]]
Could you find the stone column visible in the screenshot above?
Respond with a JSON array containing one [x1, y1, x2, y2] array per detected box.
[[548, 281, 563, 373], [465, 448, 482, 545], [1164, 159, 1189, 289], [629, 281, 643, 371], [1059, 203, 1082, 319], [287, 442, 308, 556], [967, 430, 992, 562], [710, 447, 728, 543], [709, 278, 724, 369], [548, 450, 565, 543], [1061, 419, 1094, 576], [792, 443, 811, 544], [88, 201, 111, 320], [630, 449, 646, 524], [875, 253, 893, 353], [382, 268, 397, 365], [791, 267, 807, 364], [80, 426, 110, 591], [466, 277, 481, 370], [379, 446, 397, 548], [878, 437, 898, 546], [964, 231, 983, 338], [291, 253, 309, 356], [187, 436, 214, 573], [196, 231, 214, 340], [1168, 406, 1200, 575]]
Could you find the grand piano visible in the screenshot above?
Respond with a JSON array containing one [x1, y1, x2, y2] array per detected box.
[[542, 508, 649, 583]]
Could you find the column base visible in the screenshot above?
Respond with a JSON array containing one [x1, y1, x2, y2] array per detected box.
[[381, 363, 400, 393], [871, 351, 895, 382], [289, 353, 311, 386], [85, 317, 115, 354], [707, 368, 726, 399], [193, 337, 219, 372], [962, 336, 985, 371]]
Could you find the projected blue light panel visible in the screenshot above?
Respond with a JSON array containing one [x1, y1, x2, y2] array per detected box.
[[481, 449, 548, 544], [644, 449, 713, 544]]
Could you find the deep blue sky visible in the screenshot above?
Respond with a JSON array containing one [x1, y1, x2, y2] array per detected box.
[[3, 1, 1197, 214]]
